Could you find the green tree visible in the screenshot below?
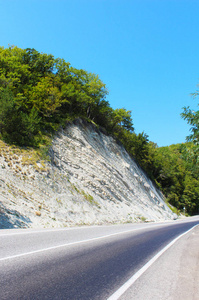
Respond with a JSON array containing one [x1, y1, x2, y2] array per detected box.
[[181, 86, 199, 145], [0, 87, 41, 146], [111, 108, 134, 132], [28, 76, 62, 117], [0, 87, 15, 135], [182, 175, 199, 215], [4, 108, 41, 146]]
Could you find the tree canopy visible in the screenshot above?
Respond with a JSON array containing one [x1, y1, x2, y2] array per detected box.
[[0, 46, 133, 146], [0, 45, 198, 216], [181, 88, 199, 145]]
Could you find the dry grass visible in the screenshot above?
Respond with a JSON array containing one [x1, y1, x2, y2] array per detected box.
[[0, 140, 48, 173]]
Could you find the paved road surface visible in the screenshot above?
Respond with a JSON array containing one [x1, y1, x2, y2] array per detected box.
[[0, 217, 198, 299]]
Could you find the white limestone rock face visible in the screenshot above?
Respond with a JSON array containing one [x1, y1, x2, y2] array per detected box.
[[0, 119, 176, 228]]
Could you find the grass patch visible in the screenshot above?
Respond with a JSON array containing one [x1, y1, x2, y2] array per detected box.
[[71, 184, 80, 193], [0, 139, 50, 172], [81, 190, 100, 207], [166, 202, 181, 215]]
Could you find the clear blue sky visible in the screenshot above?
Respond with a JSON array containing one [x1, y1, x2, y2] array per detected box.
[[1, 0, 199, 146]]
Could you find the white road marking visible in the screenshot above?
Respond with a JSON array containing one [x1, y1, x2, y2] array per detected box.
[[0, 219, 182, 237], [0, 225, 162, 261], [0, 226, 93, 236], [1, 218, 193, 237], [107, 224, 198, 300]]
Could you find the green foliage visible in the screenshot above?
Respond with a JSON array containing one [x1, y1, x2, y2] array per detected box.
[[111, 108, 134, 132], [0, 45, 198, 216], [149, 143, 199, 215], [181, 106, 199, 145], [0, 87, 15, 131], [0, 45, 134, 146], [181, 86, 199, 145], [0, 87, 41, 146], [182, 175, 199, 215]]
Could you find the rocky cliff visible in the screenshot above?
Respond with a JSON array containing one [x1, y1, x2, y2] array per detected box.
[[0, 119, 176, 229]]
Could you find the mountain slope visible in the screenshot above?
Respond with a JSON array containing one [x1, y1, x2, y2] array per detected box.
[[0, 119, 176, 229]]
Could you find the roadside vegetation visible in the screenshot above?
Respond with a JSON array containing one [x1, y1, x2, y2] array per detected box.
[[0, 46, 198, 215]]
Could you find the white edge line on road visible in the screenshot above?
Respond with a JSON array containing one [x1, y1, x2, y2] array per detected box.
[[0, 225, 161, 261], [0, 218, 190, 237], [107, 224, 199, 300], [0, 225, 156, 237], [0, 223, 167, 237]]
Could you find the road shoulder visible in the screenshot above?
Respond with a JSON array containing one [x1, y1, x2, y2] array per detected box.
[[120, 225, 199, 300]]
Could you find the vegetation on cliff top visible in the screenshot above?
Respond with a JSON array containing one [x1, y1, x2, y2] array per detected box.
[[0, 46, 198, 215], [0, 46, 133, 147]]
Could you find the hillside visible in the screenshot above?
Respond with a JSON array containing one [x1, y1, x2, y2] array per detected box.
[[0, 119, 176, 229], [0, 46, 198, 217]]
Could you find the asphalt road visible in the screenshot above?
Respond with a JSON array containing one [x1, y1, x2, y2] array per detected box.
[[0, 217, 198, 300]]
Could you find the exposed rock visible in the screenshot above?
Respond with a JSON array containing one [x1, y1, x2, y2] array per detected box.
[[0, 119, 176, 229]]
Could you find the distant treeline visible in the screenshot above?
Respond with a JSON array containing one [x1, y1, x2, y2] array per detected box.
[[0, 46, 198, 215]]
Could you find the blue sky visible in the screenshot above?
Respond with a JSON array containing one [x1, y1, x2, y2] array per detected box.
[[1, 0, 199, 146]]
